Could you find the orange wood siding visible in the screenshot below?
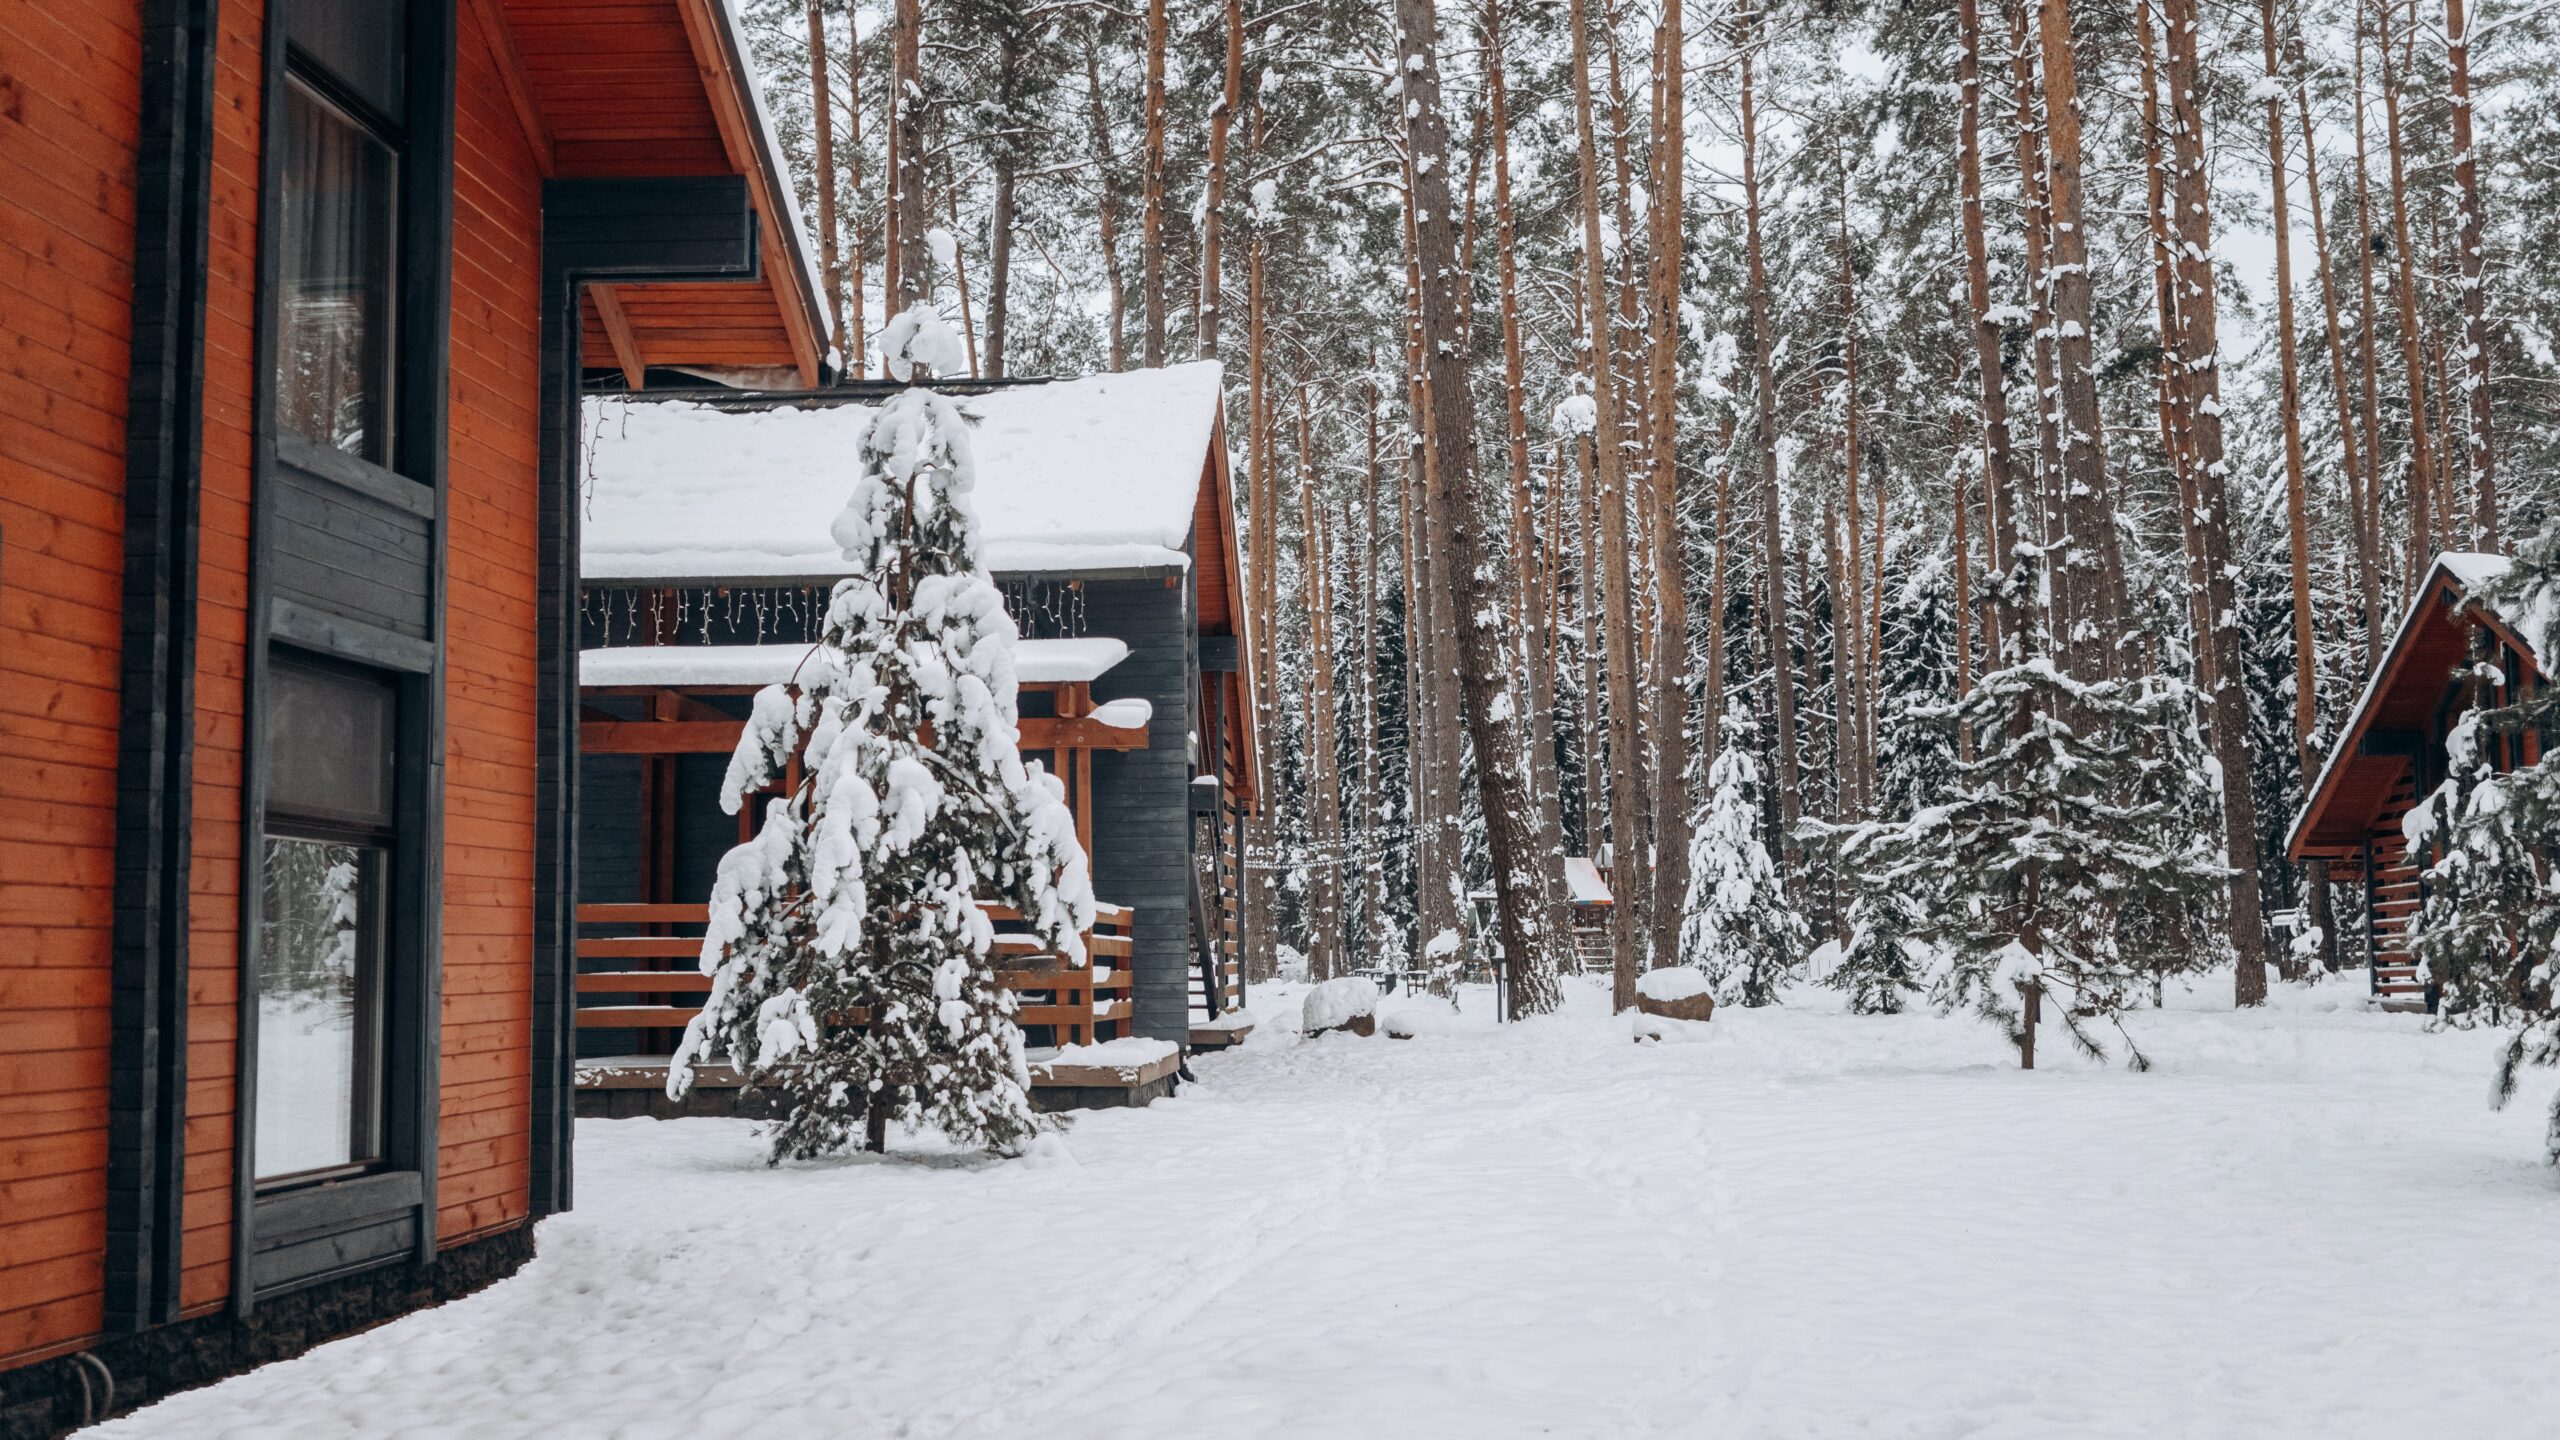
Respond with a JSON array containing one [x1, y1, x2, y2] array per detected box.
[[438, 9, 543, 1245], [0, 0, 142, 1364], [175, 0, 269, 1316]]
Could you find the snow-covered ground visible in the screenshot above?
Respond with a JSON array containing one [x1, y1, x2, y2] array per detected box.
[[109, 975, 2560, 1439]]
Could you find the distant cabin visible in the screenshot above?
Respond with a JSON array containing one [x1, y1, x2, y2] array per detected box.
[[2288, 554, 2544, 1011], [571, 366, 1262, 1107]]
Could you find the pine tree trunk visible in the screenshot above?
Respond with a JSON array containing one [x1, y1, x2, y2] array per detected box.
[[986, 122, 1015, 375], [2003, 0, 2061, 601], [2351, 20, 2395, 602], [1574, 0, 1652, 1007], [888, 0, 927, 311], [2375, 0, 2439, 580], [846, 2, 867, 373], [807, 0, 846, 360], [2163, 0, 2274, 1005], [2295, 77, 2384, 664], [1199, 0, 1242, 360], [1644, 0, 1692, 979], [1739, 0, 1803, 886], [2261, 0, 2318, 983], [1400, 182, 1464, 979], [1836, 162, 1869, 818], [1956, 0, 2018, 667], [1243, 217, 1277, 981], [1395, 0, 1568, 1015], [1487, 0, 1570, 943], [1302, 396, 1342, 981], [1362, 385, 1387, 961], [945, 182, 980, 374], [2034, 0, 2119, 681], [2444, 0, 2496, 548], [1139, 0, 1168, 368], [1082, 38, 1127, 373]]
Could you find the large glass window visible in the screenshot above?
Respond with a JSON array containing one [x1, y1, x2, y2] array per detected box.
[[275, 76, 397, 465], [255, 658, 397, 1185]]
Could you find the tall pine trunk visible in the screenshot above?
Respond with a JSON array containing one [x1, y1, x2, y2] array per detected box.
[[1395, 0, 1568, 1014], [2163, 0, 2274, 1003], [2444, 0, 2495, 548], [2375, 0, 2439, 578], [1199, 0, 1242, 360], [1739, 0, 1803, 886], [1645, 0, 1693, 975], [1139, 0, 1168, 368], [806, 0, 845, 360], [1957, 0, 2018, 666]]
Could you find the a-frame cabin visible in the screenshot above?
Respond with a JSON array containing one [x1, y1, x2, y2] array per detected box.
[[569, 366, 1262, 1111], [2288, 554, 2543, 1011]]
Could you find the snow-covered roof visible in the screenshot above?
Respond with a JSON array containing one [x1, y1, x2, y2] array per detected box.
[[581, 364, 1227, 583], [580, 637, 1130, 690], [712, 0, 830, 364], [2286, 551, 2527, 856], [1563, 856, 1613, 907]]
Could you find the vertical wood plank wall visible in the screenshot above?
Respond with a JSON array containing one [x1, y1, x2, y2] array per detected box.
[[0, 0, 144, 1365], [1086, 576, 1197, 1043], [436, 9, 540, 1244]]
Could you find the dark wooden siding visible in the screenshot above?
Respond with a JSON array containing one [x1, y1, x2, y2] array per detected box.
[[1084, 576, 1195, 1043]]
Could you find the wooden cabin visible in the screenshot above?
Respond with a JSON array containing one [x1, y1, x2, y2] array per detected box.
[[571, 367, 1263, 1111], [1563, 857, 1615, 973], [0, 0, 824, 1426], [2288, 554, 2542, 1011]]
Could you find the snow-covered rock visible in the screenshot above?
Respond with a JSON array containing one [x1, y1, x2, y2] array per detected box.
[[1302, 976, 1381, 1037], [1634, 966, 1716, 1024]]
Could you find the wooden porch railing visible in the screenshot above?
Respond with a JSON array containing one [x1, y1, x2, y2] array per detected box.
[[573, 900, 1136, 1069]]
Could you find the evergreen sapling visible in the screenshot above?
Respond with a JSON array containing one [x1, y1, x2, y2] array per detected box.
[[670, 304, 1095, 1159]]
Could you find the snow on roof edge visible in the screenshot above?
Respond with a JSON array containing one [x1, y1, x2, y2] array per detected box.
[[2285, 552, 2522, 856]]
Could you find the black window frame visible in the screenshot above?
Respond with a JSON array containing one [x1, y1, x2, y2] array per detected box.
[[236, 0, 455, 1308]]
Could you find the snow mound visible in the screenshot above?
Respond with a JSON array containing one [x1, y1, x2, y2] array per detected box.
[[1636, 967, 1714, 1002], [1380, 995, 1462, 1039], [1088, 697, 1152, 730], [1302, 977, 1382, 1034], [1628, 1009, 1714, 1044], [1043, 1037, 1179, 1069]]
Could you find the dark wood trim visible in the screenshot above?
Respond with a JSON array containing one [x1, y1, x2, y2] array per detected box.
[[270, 597, 439, 673], [237, 0, 458, 1313], [107, 0, 222, 1335], [232, 0, 290, 1321], [276, 432, 440, 519], [534, 176, 766, 1219]]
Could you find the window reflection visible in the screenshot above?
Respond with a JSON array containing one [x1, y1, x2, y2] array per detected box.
[[275, 78, 397, 464], [255, 837, 386, 1182]]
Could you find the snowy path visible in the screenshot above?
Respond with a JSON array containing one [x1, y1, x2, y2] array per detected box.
[[109, 978, 2560, 1439]]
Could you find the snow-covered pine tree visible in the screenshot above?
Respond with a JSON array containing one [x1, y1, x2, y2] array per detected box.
[[1874, 549, 1960, 822], [2408, 524, 2560, 1156], [1850, 646, 2229, 1065], [670, 304, 1095, 1159], [1681, 708, 1808, 1005]]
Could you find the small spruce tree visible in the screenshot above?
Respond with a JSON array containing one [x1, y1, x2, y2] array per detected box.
[[2408, 525, 2560, 1157], [1836, 650, 2229, 1065], [1681, 709, 1808, 1005], [671, 305, 1095, 1159]]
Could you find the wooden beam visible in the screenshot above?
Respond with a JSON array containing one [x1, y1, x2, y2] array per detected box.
[[652, 688, 732, 723], [468, 0, 553, 174], [673, 0, 825, 387], [1017, 717, 1151, 752], [591, 284, 647, 389], [583, 719, 742, 754]]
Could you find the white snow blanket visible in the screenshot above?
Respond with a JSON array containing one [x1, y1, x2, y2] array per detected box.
[[1300, 975, 1381, 1033], [1039, 1037, 1178, 1073], [98, 975, 2560, 1440], [583, 363, 1225, 581], [1635, 967, 1714, 1002], [579, 637, 1129, 690], [1380, 995, 1461, 1039]]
